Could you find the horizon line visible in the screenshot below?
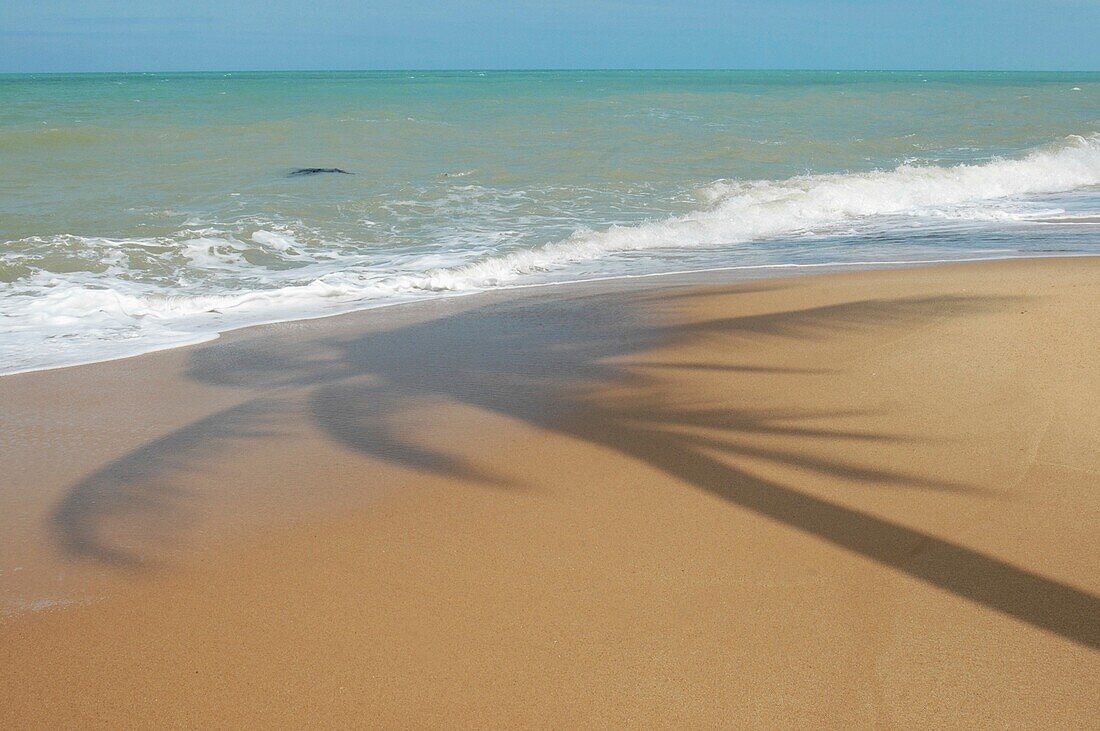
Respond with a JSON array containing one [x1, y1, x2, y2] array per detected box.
[[3, 67, 1100, 76]]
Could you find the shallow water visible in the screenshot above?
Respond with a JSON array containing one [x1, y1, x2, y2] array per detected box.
[[2, 70, 1099, 374]]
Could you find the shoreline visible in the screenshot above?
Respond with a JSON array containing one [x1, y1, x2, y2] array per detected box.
[[2, 257, 1098, 726], [3, 250, 1094, 379]]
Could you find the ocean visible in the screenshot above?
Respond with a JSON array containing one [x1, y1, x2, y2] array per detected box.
[[1, 70, 1098, 374]]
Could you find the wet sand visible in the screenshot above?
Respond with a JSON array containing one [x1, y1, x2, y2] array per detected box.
[[2, 258, 1098, 727]]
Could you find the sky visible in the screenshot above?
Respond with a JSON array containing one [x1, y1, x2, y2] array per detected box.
[[2, 0, 1099, 73]]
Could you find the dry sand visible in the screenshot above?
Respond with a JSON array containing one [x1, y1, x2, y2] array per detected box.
[[1, 258, 1098, 727]]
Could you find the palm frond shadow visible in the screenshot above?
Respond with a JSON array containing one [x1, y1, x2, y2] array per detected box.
[[52, 401, 282, 568], [52, 288, 1100, 648]]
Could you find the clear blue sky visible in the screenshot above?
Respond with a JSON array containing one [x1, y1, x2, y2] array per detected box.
[[3, 0, 1099, 73]]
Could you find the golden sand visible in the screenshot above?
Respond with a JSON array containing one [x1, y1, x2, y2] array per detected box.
[[2, 258, 1098, 727]]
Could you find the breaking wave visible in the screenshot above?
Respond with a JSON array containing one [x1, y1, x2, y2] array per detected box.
[[2, 134, 1099, 375]]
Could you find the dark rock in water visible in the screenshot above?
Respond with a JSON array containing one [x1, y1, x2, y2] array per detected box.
[[289, 167, 352, 176]]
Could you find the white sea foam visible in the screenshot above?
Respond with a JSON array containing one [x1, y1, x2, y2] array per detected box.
[[390, 134, 1100, 290], [251, 229, 300, 251], [2, 134, 1099, 375]]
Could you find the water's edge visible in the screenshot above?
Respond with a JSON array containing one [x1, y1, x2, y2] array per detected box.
[[5, 252, 1093, 379]]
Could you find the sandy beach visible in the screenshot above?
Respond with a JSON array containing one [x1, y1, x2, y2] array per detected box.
[[1, 257, 1098, 727]]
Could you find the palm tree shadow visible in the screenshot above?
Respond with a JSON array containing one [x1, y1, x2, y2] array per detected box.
[[51, 400, 282, 568], [52, 287, 1100, 648]]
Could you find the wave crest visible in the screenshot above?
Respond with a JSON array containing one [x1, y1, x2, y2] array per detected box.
[[399, 134, 1100, 291]]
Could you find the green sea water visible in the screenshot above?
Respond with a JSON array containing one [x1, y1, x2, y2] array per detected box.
[[1, 70, 1099, 373]]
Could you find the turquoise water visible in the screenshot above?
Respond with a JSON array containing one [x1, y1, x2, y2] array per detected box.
[[2, 70, 1099, 373]]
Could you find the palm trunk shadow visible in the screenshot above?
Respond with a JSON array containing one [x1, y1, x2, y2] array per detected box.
[[569, 418, 1100, 650]]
